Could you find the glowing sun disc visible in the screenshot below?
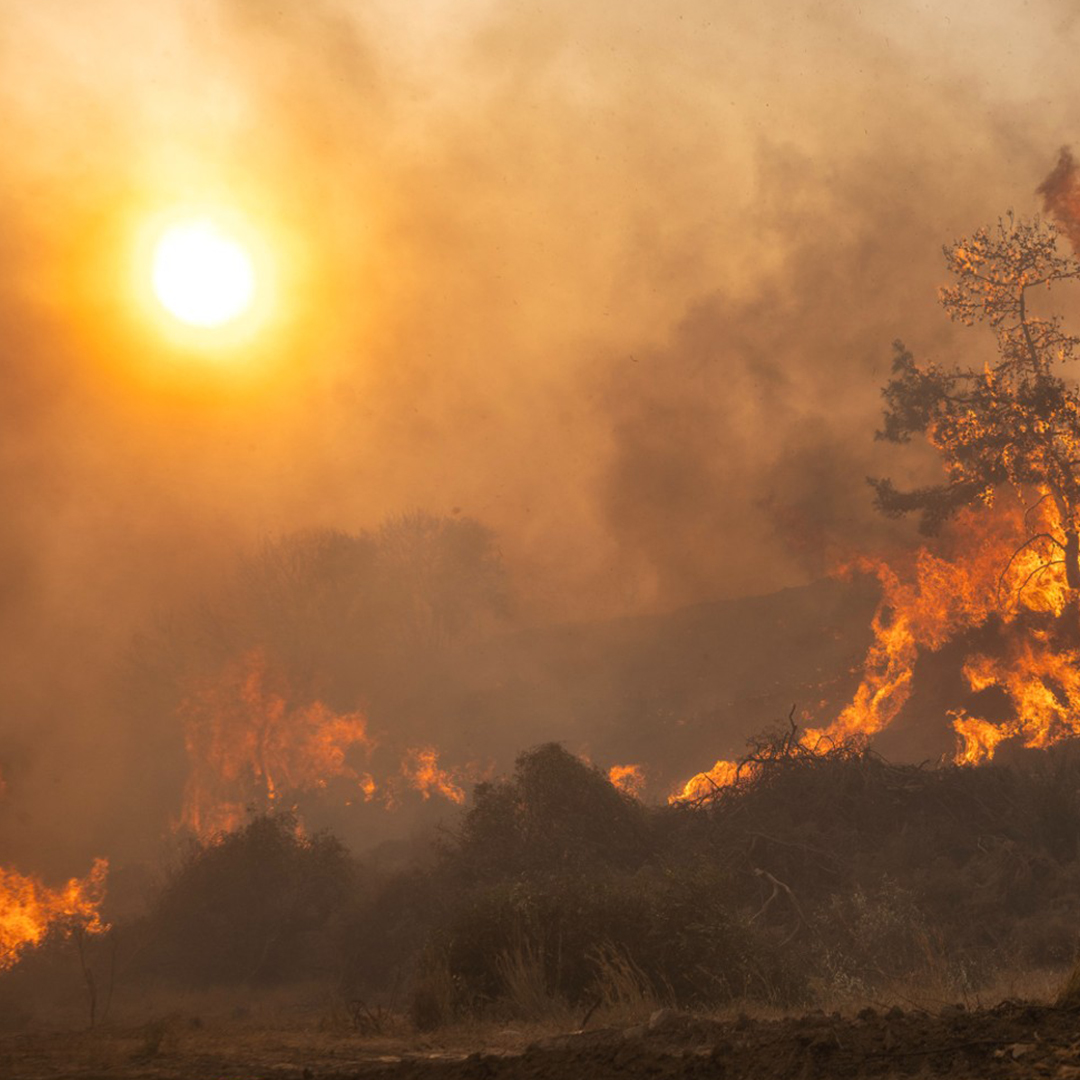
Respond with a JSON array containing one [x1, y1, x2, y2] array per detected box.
[[152, 219, 256, 328]]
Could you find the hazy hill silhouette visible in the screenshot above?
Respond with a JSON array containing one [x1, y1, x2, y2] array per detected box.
[[441, 574, 881, 798]]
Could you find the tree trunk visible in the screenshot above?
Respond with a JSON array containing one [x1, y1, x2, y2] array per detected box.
[[1066, 527, 1080, 592]]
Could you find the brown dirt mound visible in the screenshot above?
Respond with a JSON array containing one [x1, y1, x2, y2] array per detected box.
[[336, 1004, 1080, 1080], [5, 1001, 1080, 1079]]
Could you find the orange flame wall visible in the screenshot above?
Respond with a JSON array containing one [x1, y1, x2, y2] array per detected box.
[[179, 649, 480, 838]]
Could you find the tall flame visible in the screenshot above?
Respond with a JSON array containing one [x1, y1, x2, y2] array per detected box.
[[672, 492, 1080, 801], [0, 859, 108, 971]]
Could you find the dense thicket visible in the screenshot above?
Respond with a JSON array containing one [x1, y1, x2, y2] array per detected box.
[[362, 736, 1080, 1019], [8, 737, 1080, 1024]]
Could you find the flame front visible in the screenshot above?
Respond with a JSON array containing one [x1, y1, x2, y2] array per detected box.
[[0, 858, 108, 971], [179, 649, 482, 834], [843, 495, 1080, 763], [671, 492, 1080, 800]]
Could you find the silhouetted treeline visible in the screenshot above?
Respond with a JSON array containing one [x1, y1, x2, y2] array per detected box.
[[397, 737, 1080, 1019], [8, 733, 1079, 1027]]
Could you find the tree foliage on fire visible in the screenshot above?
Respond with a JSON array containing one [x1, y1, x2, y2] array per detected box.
[[121, 510, 508, 835], [870, 213, 1080, 594]]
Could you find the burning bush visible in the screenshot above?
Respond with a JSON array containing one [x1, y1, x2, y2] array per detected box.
[[122, 513, 507, 849], [0, 859, 108, 973]]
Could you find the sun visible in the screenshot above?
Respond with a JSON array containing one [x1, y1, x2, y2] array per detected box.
[[151, 218, 257, 328]]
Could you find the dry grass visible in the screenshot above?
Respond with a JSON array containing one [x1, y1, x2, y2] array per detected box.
[[586, 943, 669, 1027], [409, 953, 459, 1031], [1057, 958, 1080, 1008], [487, 937, 669, 1029], [493, 939, 574, 1025], [1, 964, 1075, 1080], [708, 962, 1073, 1025]]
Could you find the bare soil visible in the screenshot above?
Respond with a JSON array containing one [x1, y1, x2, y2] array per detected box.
[[5, 1001, 1080, 1080]]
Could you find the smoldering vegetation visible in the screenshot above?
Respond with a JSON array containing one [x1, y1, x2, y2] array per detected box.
[[4, 734, 1080, 1032]]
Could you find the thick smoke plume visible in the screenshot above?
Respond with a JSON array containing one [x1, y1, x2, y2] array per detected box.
[[1, 0, 1080, 872]]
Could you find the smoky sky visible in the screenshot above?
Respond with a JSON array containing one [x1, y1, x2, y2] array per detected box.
[[3, 0, 1080, 870]]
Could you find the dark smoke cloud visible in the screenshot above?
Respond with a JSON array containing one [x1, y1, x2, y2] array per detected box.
[[589, 134, 1024, 604], [2, 0, 1080, 870]]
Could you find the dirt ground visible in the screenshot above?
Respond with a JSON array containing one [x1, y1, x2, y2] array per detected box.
[[5, 1000, 1080, 1080]]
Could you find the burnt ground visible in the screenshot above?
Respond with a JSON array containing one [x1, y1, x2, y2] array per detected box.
[[5, 1002, 1080, 1080]]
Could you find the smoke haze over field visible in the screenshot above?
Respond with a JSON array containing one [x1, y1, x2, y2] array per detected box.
[[4, 0, 1080, 870]]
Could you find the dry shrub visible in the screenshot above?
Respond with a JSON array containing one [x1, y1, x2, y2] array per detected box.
[[451, 743, 652, 881], [430, 867, 804, 1014], [35, 732, 1080, 1025], [494, 937, 571, 1022], [809, 880, 941, 999], [412, 733, 1080, 1019], [588, 943, 668, 1024], [408, 951, 457, 1032], [138, 812, 356, 986]]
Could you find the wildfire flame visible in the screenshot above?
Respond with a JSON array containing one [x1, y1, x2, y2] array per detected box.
[[179, 649, 482, 835], [671, 492, 1080, 801], [839, 495, 1080, 764], [0, 859, 108, 971], [669, 759, 742, 803], [608, 763, 646, 797], [180, 649, 375, 838], [401, 746, 466, 804]]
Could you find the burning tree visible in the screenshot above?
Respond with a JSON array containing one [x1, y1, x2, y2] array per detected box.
[[829, 209, 1080, 765], [672, 204, 1080, 800], [870, 214, 1080, 598]]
